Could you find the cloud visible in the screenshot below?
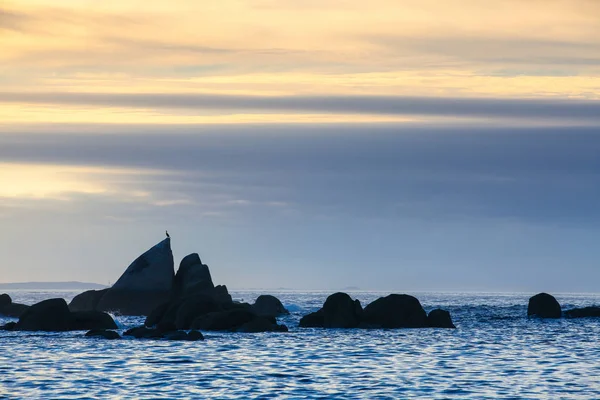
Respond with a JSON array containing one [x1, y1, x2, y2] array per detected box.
[[1, 92, 600, 122], [1, 123, 600, 226]]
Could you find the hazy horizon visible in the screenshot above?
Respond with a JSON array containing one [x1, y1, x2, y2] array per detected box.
[[1, 0, 599, 293]]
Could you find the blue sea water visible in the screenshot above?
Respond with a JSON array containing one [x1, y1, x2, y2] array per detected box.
[[1, 290, 600, 399]]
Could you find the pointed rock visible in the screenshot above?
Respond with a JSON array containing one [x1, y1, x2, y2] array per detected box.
[[96, 238, 175, 315]]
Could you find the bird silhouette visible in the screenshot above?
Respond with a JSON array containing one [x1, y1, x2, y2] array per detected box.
[[166, 230, 170, 238]]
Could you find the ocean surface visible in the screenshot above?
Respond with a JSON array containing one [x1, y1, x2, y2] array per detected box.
[[1, 290, 600, 399]]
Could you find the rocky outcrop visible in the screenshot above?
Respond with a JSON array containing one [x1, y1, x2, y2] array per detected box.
[[527, 293, 562, 318], [427, 309, 456, 328], [252, 295, 289, 318], [300, 293, 455, 329], [173, 253, 214, 296], [565, 306, 600, 318], [0, 293, 30, 318], [13, 298, 117, 331], [68, 239, 175, 316]]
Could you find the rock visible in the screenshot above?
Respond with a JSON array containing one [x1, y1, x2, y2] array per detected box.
[[145, 302, 172, 327], [565, 306, 600, 318], [85, 329, 121, 340], [362, 294, 428, 328], [191, 309, 256, 331], [427, 309, 456, 328], [156, 321, 177, 333], [322, 292, 362, 328], [14, 298, 73, 331], [527, 293, 562, 318], [0, 293, 11, 307], [237, 316, 287, 333], [186, 330, 205, 341], [299, 310, 325, 328], [96, 238, 175, 315], [172, 253, 215, 297], [124, 326, 153, 338], [252, 295, 289, 318], [68, 289, 108, 312], [1, 322, 16, 331], [174, 295, 221, 330], [0, 302, 29, 318], [0, 293, 30, 318], [71, 311, 118, 330], [164, 330, 189, 340], [212, 285, 233, 304]]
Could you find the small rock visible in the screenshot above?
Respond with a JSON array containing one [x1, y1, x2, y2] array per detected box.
[[85, 329, 121, 340], [527, 293, 561, 318]]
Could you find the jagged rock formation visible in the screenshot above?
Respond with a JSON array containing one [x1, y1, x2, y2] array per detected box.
[[0, 293, 30, 318], [3, 298, 117, 332], [300, 293, 455, 329], [527, 293, 562, 318]]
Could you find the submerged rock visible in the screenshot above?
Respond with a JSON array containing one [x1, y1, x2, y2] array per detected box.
[[252, 295, 289, 318], [85, 329, 121, 340], [564, 306, 600, 318], [527, 293, 562, 318], [1, 322, 16, 331], [427, 309, 456, 329]]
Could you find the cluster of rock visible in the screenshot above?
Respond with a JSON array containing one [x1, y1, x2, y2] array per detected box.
[[0, 293, 29, 318], [68, 239, 234, 316], [144, 293, 289, 333], [527, 292, 600, 319], [1, 298, 116, 332], [299, 292, 455, 329]]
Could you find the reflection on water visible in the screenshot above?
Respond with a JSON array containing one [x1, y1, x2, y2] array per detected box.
[[2, 291, 600, 399]]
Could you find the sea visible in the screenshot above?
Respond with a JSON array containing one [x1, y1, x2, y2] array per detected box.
[[1, 290, 600, 399]]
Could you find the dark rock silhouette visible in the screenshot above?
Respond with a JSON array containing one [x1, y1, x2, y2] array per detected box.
[[362, 294, 428, 328], [172, 253, 214, 297], [527, 293, 562, 318], [190, 308, 287, 332], [323, 292, 363, 328], [299, 293, 363, 328], [564, 306, 600, 318], [1, 321, 16, 331], [0, 293, 30, 318], [238, 316, 289, 333], [96, 238, 174, 315], [69, 289, 108, 313], [299, 309, 325, 328], [71, 311, 118, 330], [299, 293, 454, 330], [0, 293, 11, 307], [68, 239, 175, 316], [13, 298, 116, 331], [252, 295, 289, 318], [427, 309, 456, 328], [85, 329, 121, 339]]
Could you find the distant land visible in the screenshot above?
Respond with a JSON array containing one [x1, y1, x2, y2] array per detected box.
[[0, 281, 107, 290]]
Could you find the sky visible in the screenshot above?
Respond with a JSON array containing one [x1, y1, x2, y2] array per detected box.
[[0, 0, 599, 291]]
